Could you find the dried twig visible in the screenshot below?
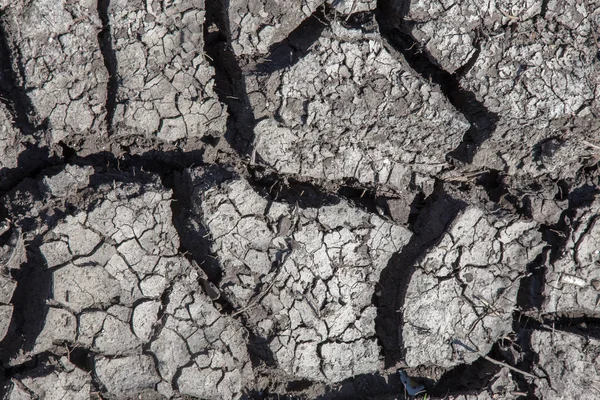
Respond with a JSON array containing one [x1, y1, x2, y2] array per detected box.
[[496, 7, 519, 20], [232, 242, 293, 317], [453, 340, 539, 380], [581, 139, 600, 152], [344, 0, 358, 22], [232, 273, 279, 317]]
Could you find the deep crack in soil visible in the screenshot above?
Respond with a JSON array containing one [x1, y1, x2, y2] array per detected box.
[[376, 0, 499, 165], [96, 0, 118, 135], [0, 0, 598, 399]]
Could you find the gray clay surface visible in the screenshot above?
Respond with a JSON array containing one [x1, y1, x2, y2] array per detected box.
[[402, 207, 544, 368], [0, 0, 599, 399], [248, 20, 468, 194], [188, 173, 411, 382]]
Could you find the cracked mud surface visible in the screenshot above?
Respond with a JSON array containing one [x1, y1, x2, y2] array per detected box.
[[0, 0, 599, 399]]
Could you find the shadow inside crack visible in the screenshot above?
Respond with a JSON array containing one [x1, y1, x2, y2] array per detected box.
[[0, 352, 67, 388], [516, 252, 548, 312], [538, 315, 600, 339], [249, 170, 342, 210], [505, 328, 538, 398], [204, 0, 257, 157], [316, 371, 402, 399], [205, 1, 334, 159], [171, 164, 236, 286], [245, 371, 402, 399], [246, 330, 276, 368], [375, 0, 498, 164], [0, 14, 57, 194], [0, 17, 39, 136], [97, 0, 119, 135], [253, 6, 329, 76], [375, 183, 465, 367], [428, 351, 501, 397], [540, 182, 598, 266], [0, 146, 62, 195], [0, 234, 54, 371]]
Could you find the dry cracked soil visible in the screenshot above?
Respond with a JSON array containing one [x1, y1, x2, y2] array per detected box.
[[0, 0, 599, 399]]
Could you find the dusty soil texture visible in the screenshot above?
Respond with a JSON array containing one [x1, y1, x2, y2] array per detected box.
[[0, 0, 599, 399]]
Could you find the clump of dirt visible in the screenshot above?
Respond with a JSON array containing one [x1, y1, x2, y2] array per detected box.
[[0, 0, 598, 399]]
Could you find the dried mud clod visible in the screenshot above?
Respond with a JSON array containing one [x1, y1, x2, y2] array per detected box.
[[224, 0, 377, 58], [1, 1, 108, 142], [0, 166, 252, 399], [391, 0, 600, 178], [543, 196, 600, 317], [186, 171, 411, 383], [109, 0, 227, 145], [402, 207, 544, 369], [531, 330, 600, 399], [0, 0, 598, 399], [248, 17, 468, 195]]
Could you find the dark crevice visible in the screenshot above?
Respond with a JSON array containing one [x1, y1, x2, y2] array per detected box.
[[248, 168, 342, 209], [541, 182, 598, 265], [0, 235, 54, 371], [375, 181, 466, 367], [337, 179, 391, 217], [475, 169, 533, 218], [149, 274, 172, 345], [99, 149, 208, 177], [515, 312, 600, 342], [0, 15, 58, 193], [538, 315, 600, 337], [340, 10, 379, 32], [454, 31, 483, 78], [554, 179, 569, 201], [176, 211, 224, 287], [286, 379, 313, 392], [478, 170, 506, 203], [429, 352, 501, 397], [404, 190, 427, 226], [140, 284, 172, 386], [246, 330, 276, 368], [253, 5, 329, 75], [375, 0, 499, 164], [0, 354, 40, 381], [515, 251, 548, 311], [248, 168, 398, 219], [58, 141, 78, 163], [539, 0, 550, 19], [315, 371, 402, 399], [511, 329, 539, 399], [513, 256, 547, 398], [66, 346, 95, 373], [532, 137, 564, 164], [89, 358, 110, 399], [97, 0, 118, 135], [171, 164, 234, 289], [168, 164, 239, 314], [171, 360, 195, 392], [204, 0, 256, 156], [0, 350, 97, 392], [0, 17, 37, 136], [0, 145, 62, 194]]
